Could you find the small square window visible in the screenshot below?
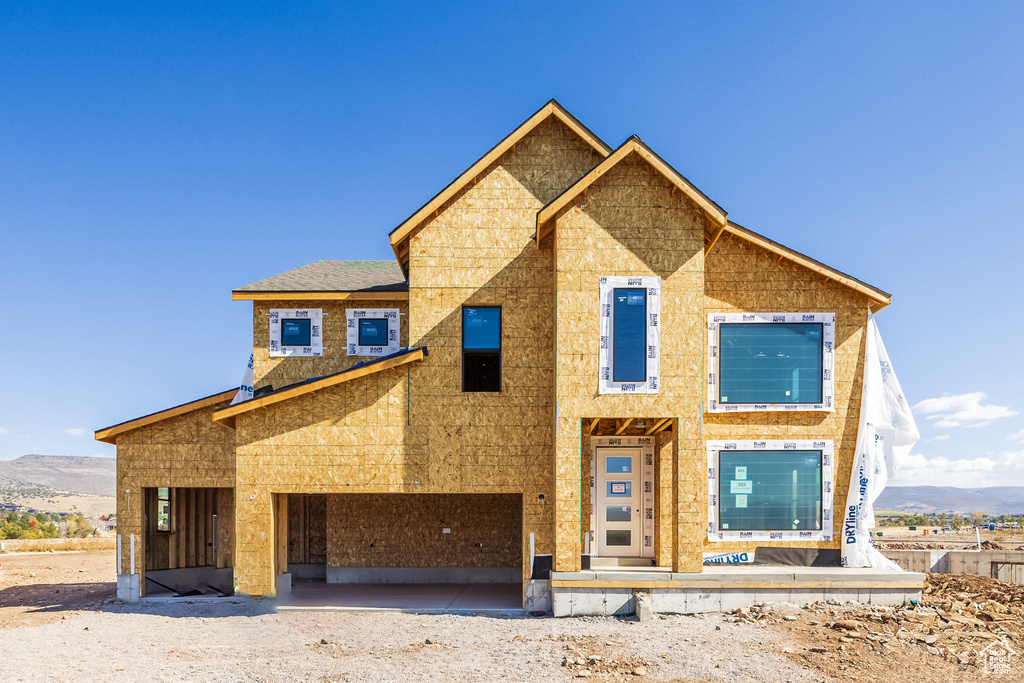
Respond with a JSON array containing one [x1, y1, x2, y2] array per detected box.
[[280, 319, 312, 347], [358, 318, 388, 347]]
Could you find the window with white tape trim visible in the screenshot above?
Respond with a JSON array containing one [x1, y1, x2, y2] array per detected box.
[[706, 440, 834, 543], [598, 276, 660, 394], [269, 309, 323, 357], [707, 313, 834, 412], [346, 308, 400, 357]]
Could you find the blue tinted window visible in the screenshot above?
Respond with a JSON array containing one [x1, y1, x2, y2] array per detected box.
[[719, 323, 823, 404], [718, 450, 822, 531], [281, 319, 311, 347], [463, 307, 501, 349], [463, 307, 501, 392], [605, 456, 632, 474], [612, 288, 646, 383], [358, 318, 388, 346]]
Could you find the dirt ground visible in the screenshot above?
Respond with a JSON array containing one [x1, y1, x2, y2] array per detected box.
[[1, 550, 1021, 682]]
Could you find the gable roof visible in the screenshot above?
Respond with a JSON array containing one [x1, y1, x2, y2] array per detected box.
[[536, 135, 728, 243], [232, 260, 408, 301], [717, 221, 891, 311], [388, 99, 613, 276], [212, 347, 428, 428], [94, 388, 238, 444]]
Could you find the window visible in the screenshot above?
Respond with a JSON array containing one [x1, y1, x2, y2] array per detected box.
[[612, 288, 647, 383], [462, 306, 501, 392], [269, 308, 323, 357], [598, 276, 660, 394], [156, 487, 171, 533], [346, 308, 400, 356], [281, 319, 312, 347], [706, 440, 834, 542], [357, 318, 388, 347], [707, 313, 834, 412]]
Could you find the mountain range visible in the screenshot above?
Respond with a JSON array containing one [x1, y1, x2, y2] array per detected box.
[[875, 486, 1024, 516]]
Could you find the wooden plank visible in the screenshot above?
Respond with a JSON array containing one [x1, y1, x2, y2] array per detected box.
[[275, 494, 289, 576], [95, 390, 236, 444], [196, 488, 206, 567], [212, 347, 427, 426], [550, 579, 925, 590], [588, 418, 600, 434], [186, 488, 196, 568], [704, 223, 727, 255], [231, 291, 409, 302], [614, 418, 633, 436], [644, 418, 670, 435]]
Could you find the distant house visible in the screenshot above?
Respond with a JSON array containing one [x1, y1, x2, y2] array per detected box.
[[96, 100, 900, 606]]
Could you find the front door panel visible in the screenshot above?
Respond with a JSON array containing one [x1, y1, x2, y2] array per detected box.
[[596, 447, 641, 556]]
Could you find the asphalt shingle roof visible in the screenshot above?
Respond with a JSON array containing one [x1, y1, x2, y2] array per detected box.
[[234, 260, 408, 293]]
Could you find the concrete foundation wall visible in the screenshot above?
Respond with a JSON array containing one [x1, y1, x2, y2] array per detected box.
[[882, 548, 1024, 583], [326, 566, 520, 584]]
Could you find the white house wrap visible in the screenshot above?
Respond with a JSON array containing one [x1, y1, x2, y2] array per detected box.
[[841, 315, 919, 569]]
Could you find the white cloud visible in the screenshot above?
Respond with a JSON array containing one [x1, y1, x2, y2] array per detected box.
[[62, 427, 85, 437], [0, 427, 9, 435], [889, 450, 1024, 487], [912, 392, 1017, 429], [925, 434, 951, 442], [1009, 428, 1024, 444]]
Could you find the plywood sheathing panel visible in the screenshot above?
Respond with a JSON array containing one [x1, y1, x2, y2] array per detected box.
[[325, 493, 522, 569], [553, 153, 707, 571], [702, 231, 872, 555], [252, 299, 410, 390]]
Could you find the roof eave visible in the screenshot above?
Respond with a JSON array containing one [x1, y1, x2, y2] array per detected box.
[[94, 389, 238, 444]]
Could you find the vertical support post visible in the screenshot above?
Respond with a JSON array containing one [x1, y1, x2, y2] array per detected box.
[[116, 534, 122, 574], [130, 533, 136, 575]]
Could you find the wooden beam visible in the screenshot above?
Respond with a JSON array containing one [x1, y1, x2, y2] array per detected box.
[[213, 348, 427, 426], [231, 291, 409, 302], [95, 390, 237, 444], [704, 223, 727, 255], [588, 418, 600, 434], [614, 418, 633, 435], [653, 418, 674, 434], [644, 418, 670, 435]]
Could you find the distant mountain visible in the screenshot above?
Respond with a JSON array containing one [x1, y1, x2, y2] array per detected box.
[[0, 454, 115, 497], [876, 486, 1024, 516]]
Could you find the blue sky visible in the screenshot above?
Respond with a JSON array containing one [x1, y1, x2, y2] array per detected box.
[[0, 3, 1022, 486]]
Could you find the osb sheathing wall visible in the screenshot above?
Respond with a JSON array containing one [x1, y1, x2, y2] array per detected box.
[[233, 365, 413, 595], [326, 494, 521, 568], [252, 299, 410, 390], [552, 153, 708, 572], [703, 233, 871, 555], [113, 402, 235, 593], [404, 116, 606, 585]]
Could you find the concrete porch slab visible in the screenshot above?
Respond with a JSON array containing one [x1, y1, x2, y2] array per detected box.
[[276, 581, 524, 613], [550, 566, 926, 617]]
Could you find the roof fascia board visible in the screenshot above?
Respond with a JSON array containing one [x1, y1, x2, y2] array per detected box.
[[536, 137, 728, 242], [388, 100, 613, 274], [212, 347, 427, 427], [94, 389, 238, 444], [232, 291, 409, 301], [721, 221, 891, 311]]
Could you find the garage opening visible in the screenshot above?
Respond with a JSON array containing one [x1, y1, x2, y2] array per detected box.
[[280, 493, 523, 610]]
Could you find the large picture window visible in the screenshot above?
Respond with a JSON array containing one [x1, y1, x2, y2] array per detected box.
[[462, 306, 501, 392], [598, 276, 660, 394], [707, 313, 834, 412], [706, 440, 834, 543]]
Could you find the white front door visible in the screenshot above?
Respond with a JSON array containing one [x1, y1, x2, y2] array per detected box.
[[596, 447, 642, 557]]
